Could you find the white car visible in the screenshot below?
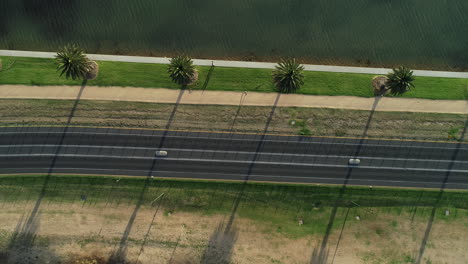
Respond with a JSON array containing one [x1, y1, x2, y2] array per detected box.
[[155, 150, 168, 157], [348, 158, 360, 165]]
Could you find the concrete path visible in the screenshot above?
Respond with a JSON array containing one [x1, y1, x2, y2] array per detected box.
[[1, 49, 467, 79], [1, 85, 466, 114]]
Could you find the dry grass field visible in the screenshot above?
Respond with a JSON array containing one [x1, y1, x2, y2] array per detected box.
[[0, 176, 466, 264], [0, 99, 466, 142]]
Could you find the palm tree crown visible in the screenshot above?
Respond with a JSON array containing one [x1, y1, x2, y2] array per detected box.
[[386, 66, 415, 96], [168, 55, 195, 86], [272, 58, 305, 93], [55, 44, 91, 80]]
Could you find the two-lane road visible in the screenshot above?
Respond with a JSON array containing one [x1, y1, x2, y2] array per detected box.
[[0, 126, 466, 189]]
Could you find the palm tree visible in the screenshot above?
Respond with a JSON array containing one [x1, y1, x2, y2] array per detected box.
[[386, 66, 415, 96], [168, 55, 195, 86], [55, 44, 91, 80], [272, 58, 305, 93]]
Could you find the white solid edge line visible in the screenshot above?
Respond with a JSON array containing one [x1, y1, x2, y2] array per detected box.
[[2, 167, 467, 187], [1, 144, 467, 164], [0, 131, 465, 150], [1, 153, 468, 173]]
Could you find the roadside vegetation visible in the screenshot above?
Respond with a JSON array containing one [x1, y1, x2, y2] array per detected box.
[[272, 58, 305, 93], [1, 175, 466, 236], [0, 175, 466, 263], [386, 66, 416, 96], [167, 55, 197, 86], [1, 56, 466, 100], [0, 99, 466, 142], [55, 44, 92, 80], [54, 45, 99, 81]]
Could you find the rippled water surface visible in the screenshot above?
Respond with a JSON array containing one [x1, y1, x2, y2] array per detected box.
[[1, 0, 467, 69]]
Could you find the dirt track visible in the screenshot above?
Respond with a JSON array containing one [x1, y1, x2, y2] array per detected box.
[[1, 85, 467, 114]]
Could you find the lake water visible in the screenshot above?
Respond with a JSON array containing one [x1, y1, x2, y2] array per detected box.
[[1, 0, 467, 70]]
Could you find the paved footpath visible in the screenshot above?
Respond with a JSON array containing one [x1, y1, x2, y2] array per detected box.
[[1, 49, 468, 78], [1, 85, 466, 114]]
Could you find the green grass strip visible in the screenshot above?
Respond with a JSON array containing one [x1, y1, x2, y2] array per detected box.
[[1, 175, 467, 238], [1, 56, 467, 100]]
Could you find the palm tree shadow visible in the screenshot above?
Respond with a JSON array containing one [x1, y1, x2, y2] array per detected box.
[[415, 116, 467, 264], [200, 93, 281, 264], [310, 244, 330, 264], [310, 96, 381, 264], [200, 222, 238, 264], [1, 80, 87, 263], [108, 89, 186, 263]]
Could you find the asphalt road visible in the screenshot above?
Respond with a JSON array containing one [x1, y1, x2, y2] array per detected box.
[[0, 126, 467, 189]]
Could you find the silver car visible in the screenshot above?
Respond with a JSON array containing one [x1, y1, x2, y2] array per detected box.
[[155, 150, 168, 157]]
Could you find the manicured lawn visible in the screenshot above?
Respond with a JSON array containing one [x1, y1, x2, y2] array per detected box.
[[1, 56, 466, 99]]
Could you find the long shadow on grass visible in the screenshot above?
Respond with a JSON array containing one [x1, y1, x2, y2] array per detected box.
[[229, 92, 248, 131], [310, 97, 381, 264], [1, 80, 87, 263], [201, 63, 215, 92], [135, 195, 165, 263], [415, 116, 467, 264], [201, 93, 281, 264], [108, 88, 186, 263]]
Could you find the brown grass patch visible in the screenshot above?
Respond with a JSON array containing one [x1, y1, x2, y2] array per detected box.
[[0, 200, 466, 264], [0, 99, 466, 142]]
